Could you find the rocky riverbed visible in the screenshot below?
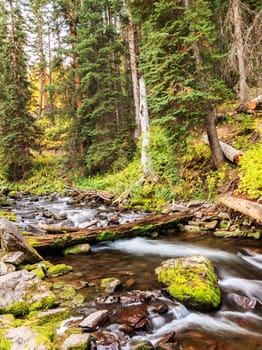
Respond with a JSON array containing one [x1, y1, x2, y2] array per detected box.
[[0, 193, 261, 349]]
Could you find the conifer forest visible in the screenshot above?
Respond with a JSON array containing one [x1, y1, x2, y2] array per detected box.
[[0, 0, 261, 208], [0, 1, 262, 349]]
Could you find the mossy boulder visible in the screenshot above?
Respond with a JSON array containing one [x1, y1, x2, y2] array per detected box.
[[0, 270, 56, 316], [155, 254, 221, 311], [100, 277, 121, 293], [62, 333, 92, 350], [63, 243, 91, 255], [3, 326, 55, 349], [46, 264, 73, 277], [0, 217, 43, 263]]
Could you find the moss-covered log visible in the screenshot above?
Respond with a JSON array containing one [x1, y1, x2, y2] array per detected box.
[[27, 213, 193, 251]]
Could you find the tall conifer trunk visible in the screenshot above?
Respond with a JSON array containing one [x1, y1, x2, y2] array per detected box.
[[232, 0, 247, 104], [127, 10, 141, 140], [139, 76, 155, 179]]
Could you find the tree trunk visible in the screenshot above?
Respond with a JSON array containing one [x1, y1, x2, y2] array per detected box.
[[27, 213, 193, 251], [232, 0, 247, 104], [203, 135, 243, 164], [127, 10, 141, 140], [139, 76, 155, 179], [219, 194, 262, 223], [247, 95, 262, 110], [205, 104, 224, 169]]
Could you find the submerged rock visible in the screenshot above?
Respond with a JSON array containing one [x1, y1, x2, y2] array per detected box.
[[0, 217, 43, 263], [101, 277, 122, 293], [63, 243, 91, 255], [0, 270, 56, 315], [155, 254, 221, 311]]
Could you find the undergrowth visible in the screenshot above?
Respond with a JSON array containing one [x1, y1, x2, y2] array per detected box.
[[0, 110, 260, 210]]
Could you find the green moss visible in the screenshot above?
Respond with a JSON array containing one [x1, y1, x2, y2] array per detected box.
[[135, 344, 153, 350], [63, 243, 90, 255], [59, 286, 76, 300], [0, 335, 12, 350], [50, 235, 71, 248], [238, 143, 262, 199], [97, 230, 117, 241], [101, 277, 118, 285], [26, 237, 38, 247], [2, 301, 29, 316], [72, 294, 85, 306], [247, 231, 260, 239], [156, 255, 221, 310], [31, 267, 45, 279], [29, 293, 56, 312], [47, 264, 73, 277], [0, 210, 16, 221], [131, 224, 154, 235], [29, 308, 70, 327]]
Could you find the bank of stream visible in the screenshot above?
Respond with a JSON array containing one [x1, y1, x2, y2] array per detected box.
[[2, 195, 262, 349]]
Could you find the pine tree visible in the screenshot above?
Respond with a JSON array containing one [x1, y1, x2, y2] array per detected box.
[[65, 0, 134, 175], [129, 0, 229, 168], [0, 0, 39, 181]]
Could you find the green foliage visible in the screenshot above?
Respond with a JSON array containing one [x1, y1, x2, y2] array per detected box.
[[15, 152, 65, 195], [238, 143, 262, 199], [0, 2, 40, 181], [63, 0, 134, 176], [136, 0, 228, 130]]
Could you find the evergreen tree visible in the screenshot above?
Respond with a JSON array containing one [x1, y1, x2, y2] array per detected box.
[[129, 0, 229, 168], [0, 0, 39, 181], [65, 0, 134, 175]]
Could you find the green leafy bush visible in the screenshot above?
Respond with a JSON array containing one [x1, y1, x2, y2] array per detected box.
[[238, 143, 262, 199]]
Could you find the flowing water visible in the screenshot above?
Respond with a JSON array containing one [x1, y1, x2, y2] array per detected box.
[[7, 196, 262, 349]]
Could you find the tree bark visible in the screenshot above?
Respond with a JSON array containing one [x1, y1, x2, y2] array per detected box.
[[127, 10, 141, 140], [203, 135, 243, 164], [27, 213, 193, 251], [219, 194, 262, 223], [204, 104, 225, 169], [232, 0, 247, 104], [246, 95, 262, 110], [139, 76, 155, 179]]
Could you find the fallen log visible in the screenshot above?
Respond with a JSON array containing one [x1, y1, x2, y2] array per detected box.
[[38, 220, 98, 234], [219, 194, 262, 223], [65, 185, 113, 202], [26, 212, 193, 251], [246, 95, 262, 111], [203, 135, 244, 164]]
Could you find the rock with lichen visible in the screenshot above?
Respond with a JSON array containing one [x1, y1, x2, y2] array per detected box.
[[0, 217, 43, 263], [0, 270, 56, 315], [155, 254, 221, 311], [2, 326, 55, 350]]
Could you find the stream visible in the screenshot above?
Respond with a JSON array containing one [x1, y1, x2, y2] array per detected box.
[[5, 195, 262, 349]]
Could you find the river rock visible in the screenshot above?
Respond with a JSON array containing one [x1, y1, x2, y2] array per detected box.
[[62, 333, 92, 350], [79, 310, 110, 329], [227, 293, 259, 310], [0, 261, 16, 275], [0, 251, 25, 265], [0, 217, 43, 263], [0, 270, 56, 315], [119, 305, 148, 329], [101, 277, 122, 293], [155, 254, 221, 311], [63, 243, 91, 255], [4, 326, 53, 350]]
